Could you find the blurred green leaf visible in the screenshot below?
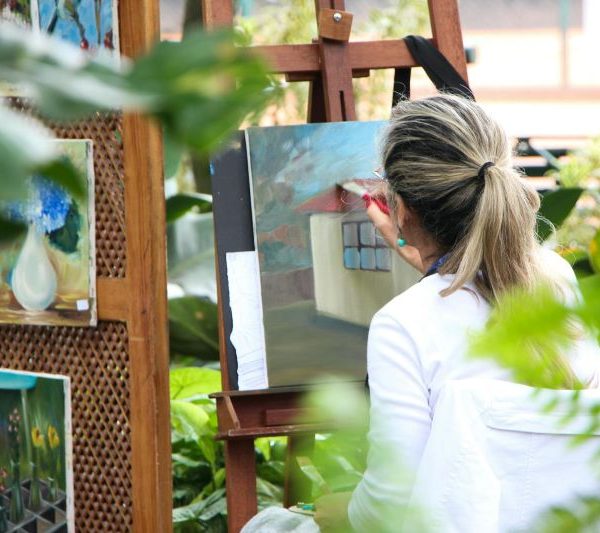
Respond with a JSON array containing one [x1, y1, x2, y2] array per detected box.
[[470, 285, 578, 389], [172, 488, 226, 525], [37, 157, 85, 199], [164, 129, 186, 179], [589, 229, 600, 274], [256, 478, 284, 508], [536, 496, 600, 533], [537, 188, 584, 241], [270, 439, 288, 462], [198, 435, 218, 468], [579, 274, 600, 331], [557, 248, 595, 279], [296, 456, 331, 496], [126, 29, 272, 154], [257, 461, 285, 486], [170, 367, 222, 400], [166, 193, 213, 224], [0, 215, 25, 243], [0, 105, 57, 201], [169, 296, 219, 360], [0, 24, 274, 207]]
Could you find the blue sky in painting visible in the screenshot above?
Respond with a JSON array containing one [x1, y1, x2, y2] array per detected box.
[[247, 121, 386, 272], [0, 370, 38, 390], [38, 0, 114, 49]]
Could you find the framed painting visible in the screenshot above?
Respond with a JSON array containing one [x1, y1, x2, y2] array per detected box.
[[246, 121, 421, 387], [1, 0, 119, 53], [0, 0, 37, 28], [1, 0, 119, 95], [0, 139, 97, 327], [0, 368, 73, 532], [37, 0, 120, 54]]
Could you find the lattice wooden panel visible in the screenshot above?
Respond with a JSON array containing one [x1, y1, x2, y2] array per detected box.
[[0, 323, 132, 531], [3, 101, 132, 531]]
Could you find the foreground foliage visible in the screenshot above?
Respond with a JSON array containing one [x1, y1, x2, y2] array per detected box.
[[0, 23, 271, 237]]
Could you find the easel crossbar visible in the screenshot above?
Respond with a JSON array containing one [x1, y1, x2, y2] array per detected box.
[[254, 38, 436, 79]]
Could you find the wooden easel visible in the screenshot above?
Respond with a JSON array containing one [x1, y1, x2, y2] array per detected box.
[[203, 1, 469, 531]]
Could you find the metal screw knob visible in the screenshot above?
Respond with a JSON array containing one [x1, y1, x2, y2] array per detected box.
[[333, 12, 343, 22]]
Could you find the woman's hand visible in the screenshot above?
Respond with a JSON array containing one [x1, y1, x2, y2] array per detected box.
[[366, 203, 424, 273], [314, 491, 354, 532]]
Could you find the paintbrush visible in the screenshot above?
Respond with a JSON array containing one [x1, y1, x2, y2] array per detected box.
[[339, 180, 390, 215]]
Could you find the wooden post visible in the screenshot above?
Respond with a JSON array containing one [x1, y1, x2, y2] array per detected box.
[[427, 0, 469, 81], [202, 0, 234, 27], [224, 439, 257, 532], [120, 1, 173, 531]]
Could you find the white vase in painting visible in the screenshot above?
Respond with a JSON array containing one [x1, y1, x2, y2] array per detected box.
[[11, 224, 57, 311]]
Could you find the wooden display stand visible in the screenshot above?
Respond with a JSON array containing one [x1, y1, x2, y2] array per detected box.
[[203, 1, 469, 531], [2, 1, 172, 531]]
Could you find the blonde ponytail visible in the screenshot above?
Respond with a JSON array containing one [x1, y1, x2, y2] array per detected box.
[[382, 93, 558, 304], [442, 163, 543, 303], [382, 94, 581, 388]]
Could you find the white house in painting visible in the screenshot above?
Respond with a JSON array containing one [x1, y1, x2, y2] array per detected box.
[[296, 181, 421, 328]]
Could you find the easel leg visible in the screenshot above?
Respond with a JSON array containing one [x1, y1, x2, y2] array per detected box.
[[284, 434, 315, 507], [225, 439, 257, 533]]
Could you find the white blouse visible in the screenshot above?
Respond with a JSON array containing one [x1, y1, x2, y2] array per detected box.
[[348, 250, 600, 532]]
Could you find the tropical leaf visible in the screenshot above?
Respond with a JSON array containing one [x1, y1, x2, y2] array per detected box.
[[296, 456, 331, 495], [172, 488, 226, 524], [171, 400, 210, 442], [0, 105, 56, 202], [169, 296, 220, 360], [170, 367, 222, 400], [166, 193, 213, 224], [537, 187, 584, 241]]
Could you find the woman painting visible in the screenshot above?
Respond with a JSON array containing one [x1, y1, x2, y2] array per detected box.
[[245, 94, 600, 533]]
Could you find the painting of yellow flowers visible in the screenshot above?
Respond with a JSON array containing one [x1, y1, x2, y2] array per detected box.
[[0, 369, 73, 532], [0, 139, 96, 327]]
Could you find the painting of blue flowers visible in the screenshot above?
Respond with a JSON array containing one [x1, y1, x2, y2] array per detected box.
[[0, 140, 96, 327], [37, 0, 119, 53]]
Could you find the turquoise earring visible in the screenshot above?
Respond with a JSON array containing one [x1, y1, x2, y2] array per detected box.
[[397, 238, 406, 247]]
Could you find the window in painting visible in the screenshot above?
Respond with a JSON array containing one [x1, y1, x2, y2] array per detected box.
[[342, 221, 391, 272]]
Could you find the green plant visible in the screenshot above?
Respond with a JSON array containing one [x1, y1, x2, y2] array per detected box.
[[547, 138, 600, 255], [169, 367, 285, 532]]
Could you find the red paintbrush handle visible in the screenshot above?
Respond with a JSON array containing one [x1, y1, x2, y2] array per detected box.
[[362, 193, 390, 216]]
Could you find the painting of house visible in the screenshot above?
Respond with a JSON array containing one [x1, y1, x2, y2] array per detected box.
[[296, 180, 420, 328], [246, 121, 420, 387]]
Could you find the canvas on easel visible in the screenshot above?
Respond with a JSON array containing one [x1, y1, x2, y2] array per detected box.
[[205, 1, 471, 531], [245, 121, 420, 387]]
